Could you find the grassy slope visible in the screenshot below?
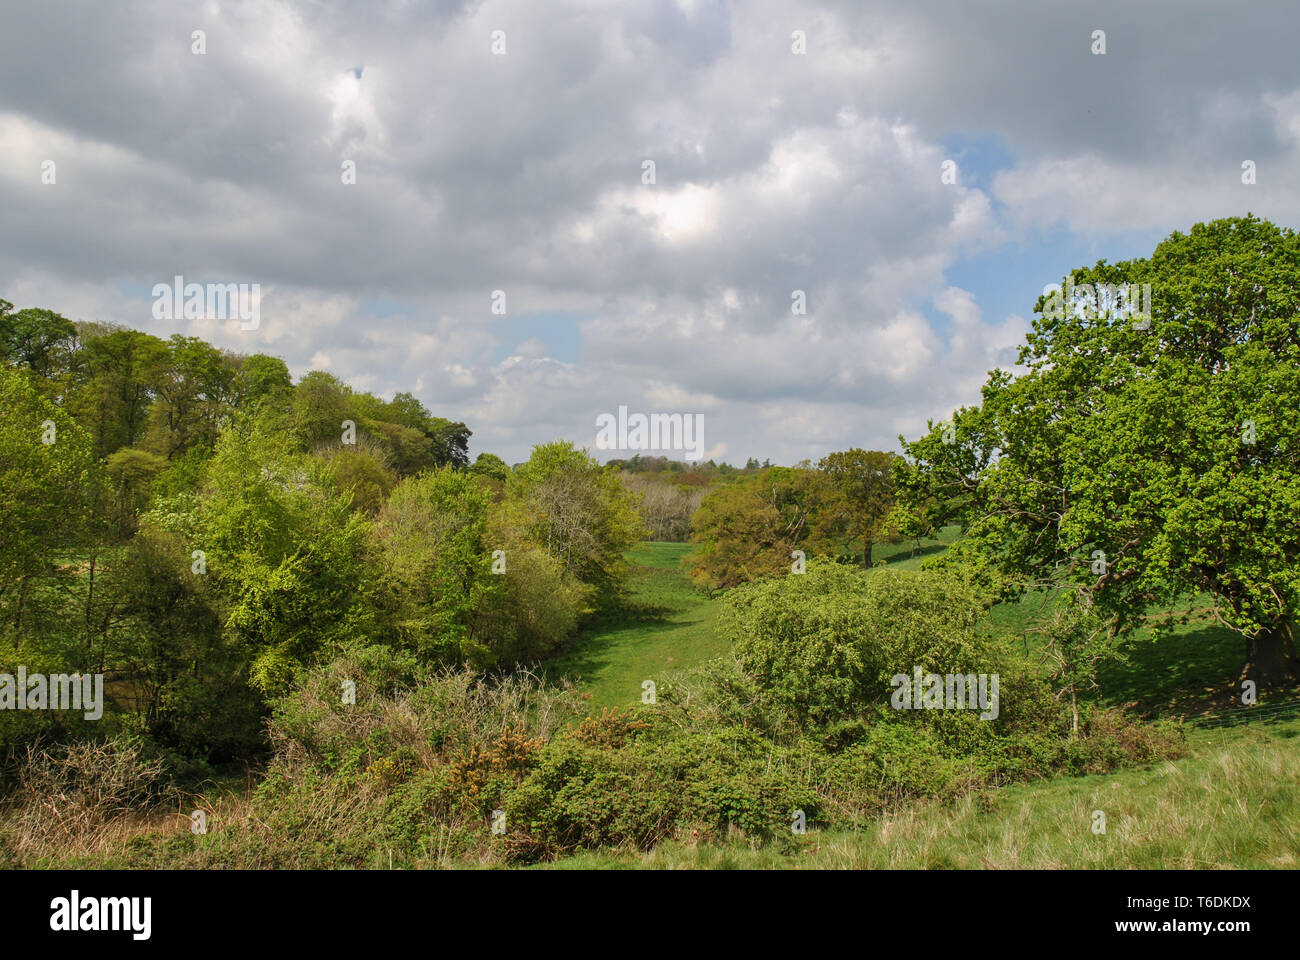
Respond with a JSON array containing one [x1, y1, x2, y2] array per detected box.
[[888, 526, 1248, 715], [554, 530, 1255, 717], [548, 531, 975, 709], [544, 542, 726, 709], [535, 531, 1300, 868]]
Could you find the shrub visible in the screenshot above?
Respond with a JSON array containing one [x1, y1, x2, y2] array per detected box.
[[722, 560, 1000, 728], [11, 735, 167, 840], [503, 724, 817, 860]]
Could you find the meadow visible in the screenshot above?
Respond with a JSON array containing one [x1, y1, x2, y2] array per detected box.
[[531, 540, 1300, 869]]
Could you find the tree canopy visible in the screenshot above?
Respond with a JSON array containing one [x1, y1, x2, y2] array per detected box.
[[896, 215, 1300, 685]]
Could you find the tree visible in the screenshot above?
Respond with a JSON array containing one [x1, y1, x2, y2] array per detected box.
[[685, 467, 818, 591], [469, 451, 511, 484], [812, 449, 900, 566], [368, 419, 435, 475], [68, 327, 169, 457], [0, 367, 98, 631], [507, 441, 646, 604], [232, 353, 292, 409], [472, 533, 582, 664], [372, 467, 498, 665], [0, 305, 77, 382], [316, 437, 396, 515], [143, 335, 235, 459], [382, 392, 471, 470], [99, 527, 262, 757], [104, 447, 168, 538], [898, 215, 1300, 686], [190, 429, 373, 698], [288, 370, 354, 451]]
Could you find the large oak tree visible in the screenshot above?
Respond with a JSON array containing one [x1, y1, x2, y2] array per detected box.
[[897, 216, 1300, 686]]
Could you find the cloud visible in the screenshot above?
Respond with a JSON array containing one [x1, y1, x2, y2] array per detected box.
[[1, 0, 1295, 463]]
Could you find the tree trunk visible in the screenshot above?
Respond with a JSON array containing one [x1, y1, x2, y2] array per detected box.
[[862, 541, 873, 567], [1240, 624, 1300, 687]]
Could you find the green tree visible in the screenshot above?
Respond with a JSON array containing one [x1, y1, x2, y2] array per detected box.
[[143, 335, 235, 459], [381, 391, 471, 470], [469, 451, 511, 484], [812, 449, 900, 565], [899, 215, 1300, 686], [188, 429, 373, 698], [507, 441, 646, 605], [317, 438, 396, 515], [686, 467, 818, 591], [104, 447, 168, 538], [232, 353, 292, 409], [0, 368, 98, 632], [0, 304, 77, 382], [99, 528, 262, 757], [372, 467, 498, 665], [288, 370, 354, 451], [68, 327, 169, 457], [474, 543, 581, 664]]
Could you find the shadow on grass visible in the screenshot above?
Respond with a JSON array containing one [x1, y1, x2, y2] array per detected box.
[[879, 541, 950, 566], [538, 571, 696, 686], [1097, 625, 1244, 715], [1192, 698, 1300, 730], [539, 634, 621, 687], [544, 614, 711, 683]]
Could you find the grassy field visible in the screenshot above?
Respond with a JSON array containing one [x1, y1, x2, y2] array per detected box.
[[544, 542, 727, 708], [530, 533, 1299, 869], [873, 524, 960, 572], [547, 529, 966, 708], [884, 526, 1248, 716], [551, 532, 1257, 717]]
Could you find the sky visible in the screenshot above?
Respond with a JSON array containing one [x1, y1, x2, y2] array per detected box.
[[3, 0, 1300, 466]]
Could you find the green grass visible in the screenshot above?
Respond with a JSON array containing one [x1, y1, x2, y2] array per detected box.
[[873, 523, 960, 572], [544, 542, 728, 709], [540, 717, 1300, 869], [531, 532, 1300, 869], [541, 529, 972, 710], [987, 589, 1250, 716], [557, 532, 1261, 718]]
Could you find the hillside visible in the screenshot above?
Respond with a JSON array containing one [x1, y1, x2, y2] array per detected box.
[[533, 537, 1300, 869]]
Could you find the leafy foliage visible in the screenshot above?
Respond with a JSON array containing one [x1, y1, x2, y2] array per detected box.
[[898, 215, 1300, 684]]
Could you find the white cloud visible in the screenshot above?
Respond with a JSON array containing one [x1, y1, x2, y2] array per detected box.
[[4, 0, 1295, 464]]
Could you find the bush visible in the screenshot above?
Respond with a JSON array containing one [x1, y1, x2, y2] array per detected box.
[[473, 544, 583, 664], [504, 724, 816, 860], [12, 735, 167, 839], [0, 644, 1183, 868], [722, 560, 1000, 728]]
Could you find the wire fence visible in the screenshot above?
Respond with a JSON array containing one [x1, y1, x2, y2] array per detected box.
[[1189, 695, 1300, 729]]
